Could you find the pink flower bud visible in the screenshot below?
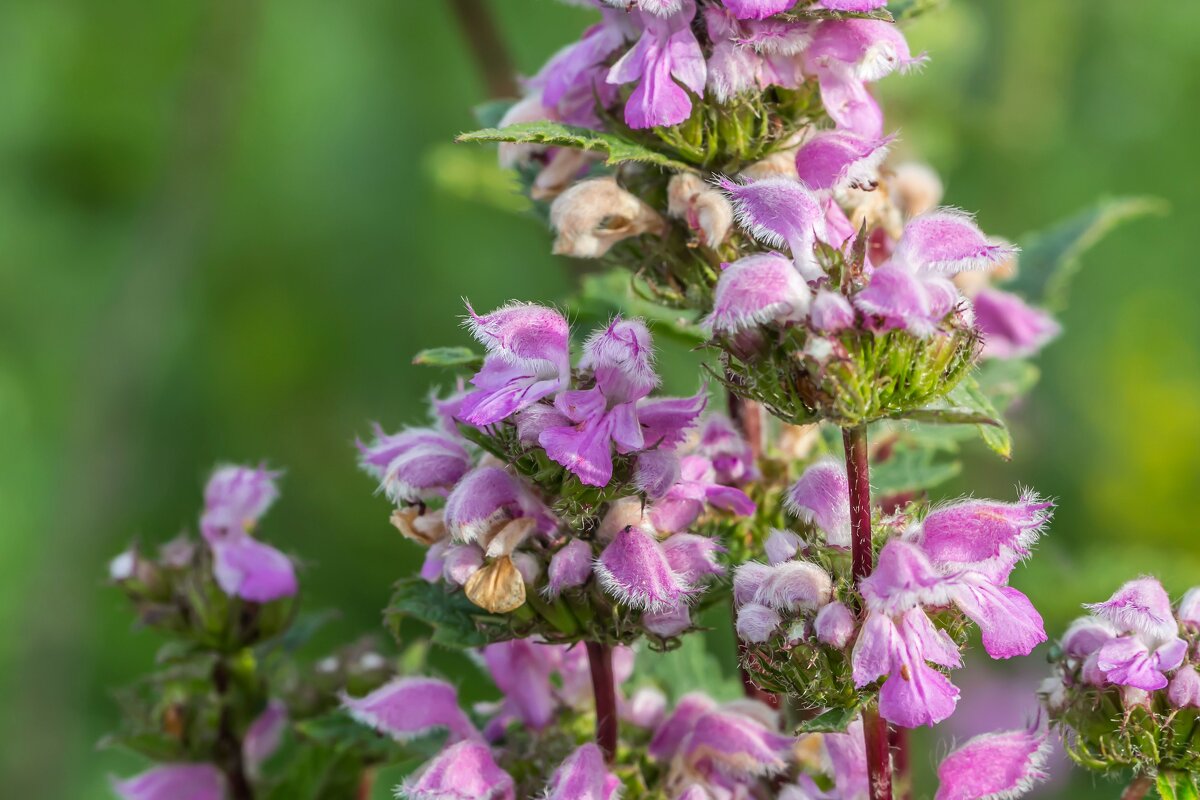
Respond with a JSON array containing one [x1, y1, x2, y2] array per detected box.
[[893, 210, 1018, 276], [719, 0, 797, 20], [973, 288, 1061, 360], [786, 459, 851, 548], [243, 700, 288, 778], [737, 602, 783, 643], [815, 601, 857, 649], [795, 130, 894, 192], [1060, 616, 1116, 659], [719, 176, 827, 280], [625, 686, 668, 729], [111, 764, 224, 800], [543, 743, 616, 800], [733, 562, 772, 606], [704, 253, 812, 335], [1179, 587, 1200, 629], [1086, 576, 1179, 640], [764, 528, 802, 566], [546, 538, 593, 598], [358, 427, 470, 503], [399, 740, 514, 800], [934, 720, 1050, 800], [442, 544, 484, 586], [1169, 666, 1200, 709], [645, 603, 693, 637], [649, 693, 718, 762], [810, 289, 856, 333], [757, 561, 834, 612], [595, 526, 691, 612], [681, 707, 795, 777], [662, 533, 726, 584]]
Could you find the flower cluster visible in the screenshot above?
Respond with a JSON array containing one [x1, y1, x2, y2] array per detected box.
[[359, 301, 758, 643], [734, 458, 1052, 727], [1041, 577, 1200, 780]]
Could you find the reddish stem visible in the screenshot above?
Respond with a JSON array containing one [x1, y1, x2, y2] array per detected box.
[[1121, 775, 1153, 800], [890, 726, 911, 800], [844, 425, 892, 800], [445, 0, 518, 98], [586, 641, 619, 763]]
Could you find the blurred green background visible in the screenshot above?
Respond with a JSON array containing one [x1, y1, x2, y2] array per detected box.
[[1, 0, 1197, 797]]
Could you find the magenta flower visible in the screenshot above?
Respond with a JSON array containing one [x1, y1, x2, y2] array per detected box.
[[853, 606, 962, 727], [546, 538, 594, 597], [544, 743, 620, 800], [1096, 634, 1187, 692], [719, 0, 797, 19], [529, 9, 634, 129], [822, 717, 868, 800], [341, 677, 479, 743], [935, 721, 1050, 800], [482, 640, 561, 730], [662, 532, 727, 583], [786, 459, 851, 548], [756, 560, 834, 612], [645, 602, 693, 636], [443, 466, 552, 544], [243, 699, 288, 777], [111, 764, 224, 800], [1085, 576, 1180, 640], [459, 302, 571, 427], [607, 1, 706, 129], [734, 561, 773, 605], [398, 739, 515, 800], [634, 448, 682, 499], [357, 426, 471, 503], [200, 465, 297, 603], [810, 289, 856, 332], [595, 524, 692, 611], [719, 177, 828, 280], [945, 573, 1046, 660], [695, 413, 757, 484], [650, 455, 756, 532], [1060, 616, 1117, 659], [705, 253, 813, 335], [973, 288, 1061, 360], [915, 492, 1053, 584], [649, 693, 718, 761], [703, 7, 810, 103], [794, 130, 895, 192], [815, 600, 857, 649], [764, 528, 802, 565], [681, 706, 796, 778]]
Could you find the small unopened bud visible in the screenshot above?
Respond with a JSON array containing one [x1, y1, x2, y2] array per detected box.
[[530, 148, 601, 201], [546, 538, 593, 597], [109, 549, 137, 582], [442, 544, 483, 586], [739, 148, 802, 182], [550, 177, 666, 258], [390, 507, 448, 546], [764, 529, 802, 566], [814, 601, 856, 649], [1178, 587, 1200, 629], [667, 173, 733, 248], [464, 555, 527, 613], [511, 551, 541, 585], [1169, 666, 1200, 709], [888, 162, 944, 218], [736, 602, 782, 643]]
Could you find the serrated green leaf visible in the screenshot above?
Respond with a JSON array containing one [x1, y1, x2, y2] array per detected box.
[[796, 705, 860, 734], [458, 121, 695, 172], [412, 346, 483, 369], [569, 270, 706, 346], [1010, 196, 1166, 311], [871, 443, 962, 496], [385, 576, 490, 649], [1157, 771, 1200, 800], [904, 378, 1012, 459]]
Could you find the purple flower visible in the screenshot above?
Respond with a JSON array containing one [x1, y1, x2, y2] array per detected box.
[[607, 1, 706, 129], [705, 253, 813, 335], [737, 602, 783, 642], [823, 717, 868, 800], [399, 740, 514, 800], [764, 528, 802, 565], [539, 318, 660, 487], [816, 0, 888, 10], [806, 19, 925, 83], [358, 427, 472, 503], [695, 413, 757, 484], [1169, 666, 1200, 709], [529, 10, 634, 129], [443, 467, 549, 544], [852, 607, 962, 727], [681, 706, 796, 778], [595, 524, 692, 611], [662, 532, 727, 583], [637, 391, 708, 449], [1096, 634, 1187, 692], [482, 640, 560, 730], [543, 743, 618, 800], [719, 177, 828, 280], [460, 302, 571, 426], [795, 131, 895, 192], [645, 602, 693, 637], [1060, 616, 1117, 659], [734, 561, 773, 606], [935, 721, 1050, 800], [719, 0, 797, 19], [786, 459, 851, 548], [972, 288, 1061, 360], [1085, 576, 1180, 640], [854, 265, 951, 337], [200, 465, 297, 603], [810, 290, 856, 333], [650, 693, 718, 761], [546, 538, 594, 597], [756, 560, 834, 612], [243, 699, 288, 777], [651, 455, 756, 532], [634, 448, 682, 500], [111, 764, 224, 800], [1177, 587, 1200, 629], [892, 210, 1018, 275], [815, 600, 857, 649], [342, 677, 479, 743], [945, 574, 1046, 660], [915, 492, 1053, 584]]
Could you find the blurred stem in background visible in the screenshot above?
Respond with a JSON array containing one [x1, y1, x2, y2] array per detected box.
[[445, 0, 517, 99], [0, 0, 262, 794]]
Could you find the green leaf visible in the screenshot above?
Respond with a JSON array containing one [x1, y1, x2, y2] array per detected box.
[[569, 270, 706, 346], [889, 0, 946, 21], [1157, 771, 1200, 800], [973, 358, 1040, 412], [457, 121, 695, 172], [270, 609, 339, 656], [782, 7, 893, 21], [412, 346, 483, 369], [385, 576, 490, 649], [635, 636, 743, 704], [796, 705, 860, 734], [1010, 196, 1166, 311], [904, 377, 1012, 460], [871, 442, 962, 496]]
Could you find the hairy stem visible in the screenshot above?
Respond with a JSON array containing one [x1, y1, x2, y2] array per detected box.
[[890, 726, 911, 800], [586, 641, 619, 763], [357, 769, 376, 800], [1120, 775, 1154, 800], [445, 0, 518, 99], [213, 658, 253, 800], [844, 425, 892, 800]]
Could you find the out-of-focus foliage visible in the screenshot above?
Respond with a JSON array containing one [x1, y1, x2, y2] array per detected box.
[[0, 1, 1196, 798]]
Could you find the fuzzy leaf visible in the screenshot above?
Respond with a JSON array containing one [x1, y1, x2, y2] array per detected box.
[[385, 577, 490, 649], [458, 121, 695, 172], [796, 705, 860, 734], [412, 346, 483, 369], [782, 7, 893, 21], [1157, 771, 1200, 800], [871, 442, 962, 496], [1009, 196, 1165, 311]]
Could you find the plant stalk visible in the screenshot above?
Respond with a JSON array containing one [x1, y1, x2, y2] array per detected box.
[[1120, 775, 1154, 800], [213, 657, 253, 800], [586, 641, 619, 763], [844, 424, 892, 800], [445, 0, 518, 98], [890, 726, 911, 800]]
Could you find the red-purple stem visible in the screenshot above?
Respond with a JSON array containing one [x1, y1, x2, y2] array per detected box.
[[891, 726, 911, 800], [1121, 775, 1153, 800], [844, 425, 892, 800], [586, 641, 619, 763]]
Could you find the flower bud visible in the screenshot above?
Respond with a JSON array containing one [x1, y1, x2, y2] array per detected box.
[[815, 601, 857, 649], [595, 526, 690, 612], [1060, 616, 1116, 659], [111, 764, 225, 800], [934, 721, 1049, 800], [786, 460, 851, 548], [398, 740, 514, 800], [681, 706, 795, 778], [243, 700, 288, 778], [667, 172, 733, 248], [442, 544, 484, 586], [645, 603, 692, 637], [625, 686, 668, 729], [463, 555, 527, 614], [809, 290, 856, 333], [733, 561, 772, 606], [661, 533, 726, 584], [1085, 576, 1178, 640], [756, 561, 834, 612], [546, 538, 593, 598], [342, 677, 479, 743], [543, 743, 614, 800], [1178, 587, 1200, 629], [737, 602, 782, 643], [550, 177, 666, 258], [705, 253, 812, 335], [511, 551, 541, 585], [764, 528, 802, 566], [1169, 666, 1200, 709]]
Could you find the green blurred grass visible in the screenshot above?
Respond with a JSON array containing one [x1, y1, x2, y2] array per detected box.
[[0, 0, 1197, 797]]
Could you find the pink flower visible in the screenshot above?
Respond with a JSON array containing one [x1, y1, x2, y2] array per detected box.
[[973, 288, 1061, 360], [482, 640, 561, 730], [358, 427, 471, 503], [914, 492, 1053, 584], [111, 764, 224, 800], [705, 253, 813, 335], [719, 177, 828, 280], [595, 525, 692, 611], [1096, 634, 1187, 692], [1085, 576, 1179, 640], [695, 413, 757, 485], [935, 720, 1050, 800], [795, 130, 895, 192], [398, 740, 515, 800], [852, 607, 962, 727], [650, 455, 756, 532], [815, 600, 857, 649], [341, 677, 479, 743], [543, 743, 620, 800], [719, 0, 798, 20], [529, 10, 633, 129], [681, 706, 796, 778], [786, 459, 852, 547], [737, 601, 783, 642], [607, 1, 707, 129], [243, 700, 288, 777], [546, 538, 594, 597], [1168, 667, 1200, 709]]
